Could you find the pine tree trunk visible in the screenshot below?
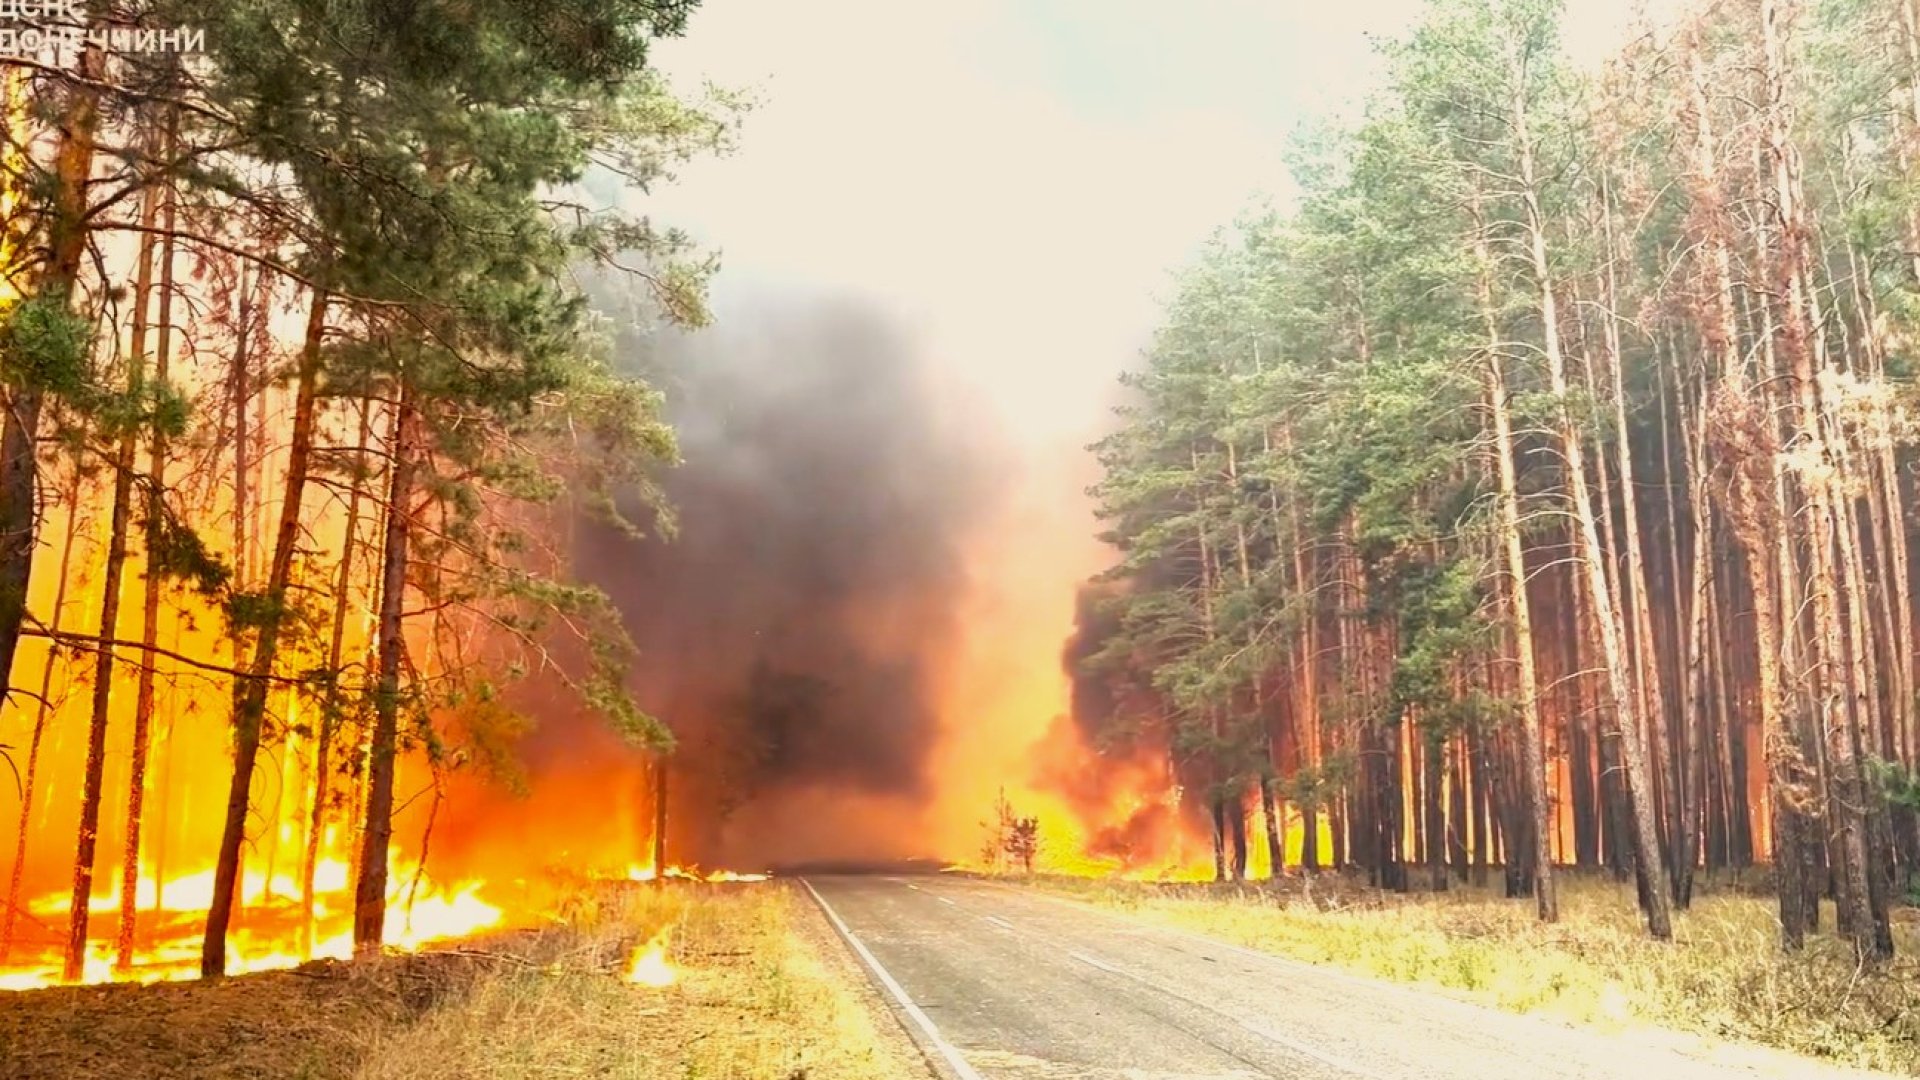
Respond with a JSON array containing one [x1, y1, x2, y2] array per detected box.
[[1411, 722, 1427, 869], [1711, 571, 1751, 868], [220, 263, 262, 938], [1656, 346, 1697, 889], [0, 49, 101, 716], [1426, 730, 1447, 892], [1449, 736, 1469, 881], [1865, 438, 1918, 892], [1582, 349, 1657, 914], [230, 267, 255, 592], [1224, 440, 1283, 881], [1834, 461, 1896, 956], [1700, 554, 1727, 874], [1288, 471, 1322, 871], [345, 467, 394, 897], [1476, 189, 1553, 914], [302, 396, 375, 955], [1188, 444, 1232, 884], [65, 207, 157, 982], [1230, 801, 1249, 882], [1676, 390, 1711, 909], [1487, 344, 1558, 920], [1598, 184, 1679, 904], [1561, 569, 1600, 869], [117, 146, 178, 971], [1687, 32, 1806, 942], [354, 389, 418, 952], [202, 289, 328, 978], [650, 756, 669, 880], [1468, 720, 1490, 887], [1515, 82, 1673, 934], [1259, 771, 1283, 880], [1210, 793, 1228, 884], [1828, 177, 1900, 942], [1759, 0, 1879, 962], [1394, 670, 1410, 890]]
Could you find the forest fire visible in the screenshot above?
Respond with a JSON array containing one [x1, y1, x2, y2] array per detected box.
[[623, 865, 769, 884], [0, 856, 503, 990]]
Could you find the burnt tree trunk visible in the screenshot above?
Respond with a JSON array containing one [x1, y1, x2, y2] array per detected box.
[[202, 290, 328, 978], [354, 388, 418, 952]]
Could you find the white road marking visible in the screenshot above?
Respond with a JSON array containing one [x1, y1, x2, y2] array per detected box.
[[800, 878, 985, 1080], [1067, 949, 1123, 975], [906, 883, 922, 891], [938, 896, 958, 907], [983, 915, 1015, 931], [1236, 1017, 1379, 1078]]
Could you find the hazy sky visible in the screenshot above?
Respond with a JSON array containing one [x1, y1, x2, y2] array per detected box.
[[647, 0, 1651, 445], [648, 0, 1387, 441]]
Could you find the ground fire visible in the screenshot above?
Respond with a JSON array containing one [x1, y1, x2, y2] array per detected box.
[[624, 926, 676, 988]]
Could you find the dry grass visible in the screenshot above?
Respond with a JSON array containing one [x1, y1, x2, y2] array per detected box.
[[0, 952, 486, 1079], [354, 882, 921, 1080], [1024, 870, 1920, 1075], [0, 882, 919, 1080]]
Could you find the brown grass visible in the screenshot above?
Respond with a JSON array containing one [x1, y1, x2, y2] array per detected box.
[[355, 883, 921, 1080], [0, 952, 485, 1079], [0, 882, 920, 1080], [1022, 870, 1920, 1075]]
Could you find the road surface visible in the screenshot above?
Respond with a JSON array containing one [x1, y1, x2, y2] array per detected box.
[[801, 874, 1894, 1080]]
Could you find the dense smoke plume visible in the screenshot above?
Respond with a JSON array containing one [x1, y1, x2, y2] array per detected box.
[[563, 283, 994, 868], [1033, 580, 1205, 872]]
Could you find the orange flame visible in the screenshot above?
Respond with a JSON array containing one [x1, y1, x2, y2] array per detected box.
[[624, 926, 675, 987], [621, 864, 769, 884], [0, 857, 504, 990]]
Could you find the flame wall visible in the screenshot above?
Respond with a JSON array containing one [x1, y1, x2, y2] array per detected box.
[[444, 270, 1183, 880]]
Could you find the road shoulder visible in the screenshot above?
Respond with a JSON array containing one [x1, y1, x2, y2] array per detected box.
[[996, 874, 1908, 1080], [788, 881, 941, 1079]]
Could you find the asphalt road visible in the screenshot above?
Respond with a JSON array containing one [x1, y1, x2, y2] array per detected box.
[[801, 874, 1896, 1080]]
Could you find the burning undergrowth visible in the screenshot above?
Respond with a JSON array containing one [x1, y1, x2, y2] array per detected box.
[[2, 880, 912, 1080], [1014, 584, 1220, 877]]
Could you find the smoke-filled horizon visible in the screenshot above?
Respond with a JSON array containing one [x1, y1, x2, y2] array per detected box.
[[572, 283, 1004, 867]]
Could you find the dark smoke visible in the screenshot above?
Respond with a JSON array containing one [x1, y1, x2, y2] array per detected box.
[[571, 282, 995, 867], [1042, 581, 1211, 863], [1049, 582, 1155, 777], [1087, 804, 1181, 867]]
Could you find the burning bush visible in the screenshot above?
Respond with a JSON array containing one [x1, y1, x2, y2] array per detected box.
[[981, 790, 1039, 874]]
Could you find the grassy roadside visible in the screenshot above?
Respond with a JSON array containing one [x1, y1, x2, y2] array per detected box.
[[0, 882, 921, 1080], [1018, 871, 1920, 1075], [358, 883, 921, 1079]]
